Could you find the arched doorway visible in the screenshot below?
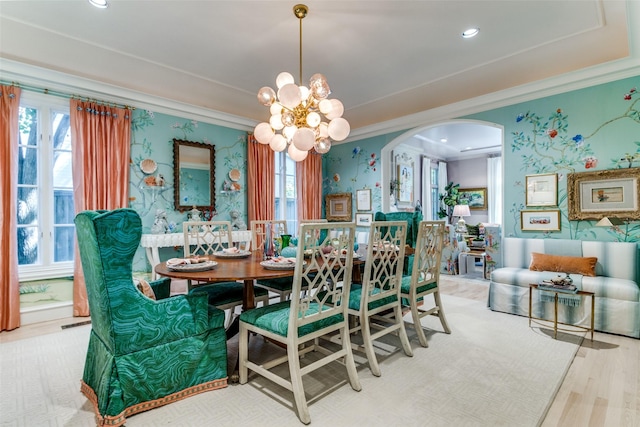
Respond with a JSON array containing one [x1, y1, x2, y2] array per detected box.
[[380, 119, 504, 222]]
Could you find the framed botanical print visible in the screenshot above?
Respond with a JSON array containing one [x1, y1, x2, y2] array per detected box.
[[356, 188, 372, 211]]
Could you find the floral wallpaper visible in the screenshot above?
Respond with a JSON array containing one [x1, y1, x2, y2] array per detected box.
[[128, 109, 248, 271], [467, 76, 639, 242]]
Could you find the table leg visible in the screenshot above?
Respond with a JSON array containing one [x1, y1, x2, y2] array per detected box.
[[590, 293, 595, 342], [528, 286, 533, 328], [554, 293, 558, 339]]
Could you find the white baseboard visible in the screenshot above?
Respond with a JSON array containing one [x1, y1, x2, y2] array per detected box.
[[21, 303, 73, 325]]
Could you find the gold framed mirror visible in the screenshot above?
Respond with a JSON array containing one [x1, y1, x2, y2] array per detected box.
[[173, 138, 216, 212]]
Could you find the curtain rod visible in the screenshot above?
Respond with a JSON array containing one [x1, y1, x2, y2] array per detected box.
[[1, 80, 135, 110]]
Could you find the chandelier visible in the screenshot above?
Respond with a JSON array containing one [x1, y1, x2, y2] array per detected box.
[[253, 4, 350, 161]]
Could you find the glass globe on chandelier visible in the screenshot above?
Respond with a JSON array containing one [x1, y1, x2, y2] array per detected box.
[[253, 4, 350, 162]]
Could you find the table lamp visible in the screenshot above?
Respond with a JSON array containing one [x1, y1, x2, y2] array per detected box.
[[595, 216, 629, 241], [453, 204, 471, 234]]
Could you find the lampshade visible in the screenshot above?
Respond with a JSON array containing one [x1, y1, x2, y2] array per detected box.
[[595, 217, 624, 226], [453, 204, 471, 217], [254, 4, 349, 161]]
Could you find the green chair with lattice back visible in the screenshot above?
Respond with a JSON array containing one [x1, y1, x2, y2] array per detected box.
[[74, 208, 228, 426]]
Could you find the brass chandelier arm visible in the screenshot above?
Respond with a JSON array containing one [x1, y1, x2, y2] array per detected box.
[[294, 4, 308, 86]]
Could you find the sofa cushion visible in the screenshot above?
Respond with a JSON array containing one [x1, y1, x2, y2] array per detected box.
[[529, 252, 597, 276]]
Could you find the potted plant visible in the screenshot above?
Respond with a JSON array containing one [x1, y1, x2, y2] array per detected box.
[[437, 181, 460, 224]]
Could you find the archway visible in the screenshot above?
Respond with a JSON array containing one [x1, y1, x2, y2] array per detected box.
[[380, 119, 504, 217]]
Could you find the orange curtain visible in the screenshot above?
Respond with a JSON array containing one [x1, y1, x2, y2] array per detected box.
[[71, 100, 131, 316], [296, 152, 323, 220], [0, 85, 22, 331], [247, 134, 275, 223]]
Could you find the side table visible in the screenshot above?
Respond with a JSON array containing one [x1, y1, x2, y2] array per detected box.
[[458, 250, 486, 276], [528, 284, 595, 341]]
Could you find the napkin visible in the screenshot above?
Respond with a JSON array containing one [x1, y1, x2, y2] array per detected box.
[[270, 256, 296, 264], [223, 247, 240, 254], [167, 258, 191, 266]]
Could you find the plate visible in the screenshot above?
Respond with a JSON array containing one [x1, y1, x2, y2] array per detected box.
[[212, 250, 251, 258], [329, 252, 361, 259], [140, 158, 157, 174], [229, 168, 241, 182], [260, 259, 306, 270], [167, 260, 218, 272]]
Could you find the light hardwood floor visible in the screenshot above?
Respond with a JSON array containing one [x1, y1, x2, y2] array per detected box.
[[2, 276, 638, 426]]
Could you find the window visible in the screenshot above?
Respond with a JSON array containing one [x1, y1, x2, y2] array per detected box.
[[430, 163, 439, 220], [274, 152, 297, 233], [17, 93, 74, 280]]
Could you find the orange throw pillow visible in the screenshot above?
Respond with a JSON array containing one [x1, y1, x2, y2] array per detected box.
[[529, 252, 597, 276], [136, 279, 156, 300]]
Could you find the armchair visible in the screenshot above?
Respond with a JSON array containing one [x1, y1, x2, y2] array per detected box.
[[75, 209, 228, 426], [374, 210, 422, 275]]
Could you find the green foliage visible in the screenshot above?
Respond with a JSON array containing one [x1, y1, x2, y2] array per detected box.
[[438, 182, 460, 221], [19, 284, 50, 295]]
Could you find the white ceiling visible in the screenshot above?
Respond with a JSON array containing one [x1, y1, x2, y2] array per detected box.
[[0, 1, 634, 159]]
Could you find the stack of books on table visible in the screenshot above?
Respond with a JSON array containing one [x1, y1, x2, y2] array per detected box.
[[538, 279, 578, 293]]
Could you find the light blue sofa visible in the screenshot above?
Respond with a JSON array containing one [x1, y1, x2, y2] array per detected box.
[[488, 237, 640, 338]]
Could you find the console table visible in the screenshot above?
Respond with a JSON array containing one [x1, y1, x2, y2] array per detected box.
[[141, 231, 252, 279]]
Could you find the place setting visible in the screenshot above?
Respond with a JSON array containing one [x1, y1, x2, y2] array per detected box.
[[166, 256, 218, 272], [212, 247, 252, 259], [260, 256, 306, 270]]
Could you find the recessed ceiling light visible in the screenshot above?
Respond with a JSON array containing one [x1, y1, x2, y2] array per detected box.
[[462, 28, 479, 38], [440, 138, 448, 143], [88, 0, 108, 9]]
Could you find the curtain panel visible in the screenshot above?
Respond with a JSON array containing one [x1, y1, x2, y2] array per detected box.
[[296, 153, 323, 221], [71, 100, 131, 316], [247, 134, 275, 223], [0, 85, 22, 331]]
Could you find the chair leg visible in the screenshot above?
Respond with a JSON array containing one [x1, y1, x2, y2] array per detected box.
[[287, 343, 311, 425], [340, 324, 362, 392], [360, 314, 381, 377], [410, 303, 429, 348], [394, 305, 414, 357], [434, 291, 451, 334], [238, 323, 249, 384]]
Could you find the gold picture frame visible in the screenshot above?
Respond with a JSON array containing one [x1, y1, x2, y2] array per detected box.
[[521, 210, 561, 232], [567, 168, 640, 220], [459, 187, 488, 210], [325, 193, 352, 222], [526, 173, 558, 206]]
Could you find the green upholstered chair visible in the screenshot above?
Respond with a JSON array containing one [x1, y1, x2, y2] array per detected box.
[[239, 222, 361, 425], [74, 209, 228, 426], [348, 220, 413, 376], [374, 210, 423, 274], [400, 220, 451, 347], [183, 220, 269, 328]]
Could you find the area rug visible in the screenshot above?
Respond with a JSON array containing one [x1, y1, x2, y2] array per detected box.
[[0, 294, 583, 427]]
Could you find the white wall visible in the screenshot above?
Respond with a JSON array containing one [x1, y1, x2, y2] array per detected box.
[[448, 157, 488, 225]]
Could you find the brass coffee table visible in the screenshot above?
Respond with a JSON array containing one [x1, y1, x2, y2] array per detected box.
[[528, 284, 595, 341]]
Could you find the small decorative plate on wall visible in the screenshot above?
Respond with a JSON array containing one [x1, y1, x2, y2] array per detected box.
[[140, 158, 157, 174], [229, 168, 241, 182]]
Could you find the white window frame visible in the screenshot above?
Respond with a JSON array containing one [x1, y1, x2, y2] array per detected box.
[[274, 151, 297, 233], [18, 92, 74, 281]]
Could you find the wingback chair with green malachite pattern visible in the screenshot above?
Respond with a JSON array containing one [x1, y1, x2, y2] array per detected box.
[[74, 208, 228, 427]]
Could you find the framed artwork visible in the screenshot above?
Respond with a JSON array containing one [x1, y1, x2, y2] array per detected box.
[[459, 187, 488, 210], [356, 188, 372, 211], [325, 193, 352, 222], [397, 163, 414, 204], [526, 173, 558, 206], [355, 213, 373, 227], [520, 210, 561, 232], [567, 168, 640, 220]]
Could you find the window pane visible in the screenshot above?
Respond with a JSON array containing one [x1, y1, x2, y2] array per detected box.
[[52, 111, 71, 150], [53, 151, 73, 188], [18, 146, 38, 185], [54, 190, 75, 224], [17, 226, 39, 265], [19, 107, 37, 147], [17, 187, 38, 225], [54, 226, 75, 262]]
